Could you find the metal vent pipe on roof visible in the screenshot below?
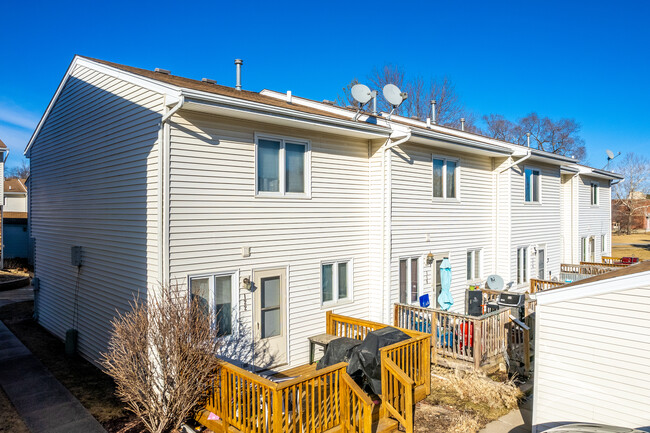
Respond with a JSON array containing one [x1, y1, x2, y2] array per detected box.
[[461, 118, 465, 131], [527, 132, 531, 147], [431, 100, 436, 124], [235, 59, 243, 91]]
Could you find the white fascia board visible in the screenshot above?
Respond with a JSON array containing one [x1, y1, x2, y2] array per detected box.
[[535, 270, 650, 306], [180, 92, 390, 139], [577, 165, 624, 180], [410, 130, 512, 157], [24, 56, 181, 156], [527, 149, 577, 165]]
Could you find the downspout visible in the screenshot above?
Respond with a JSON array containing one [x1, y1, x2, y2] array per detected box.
[[159, 96, 185, 286], [499, 149, 532, 174], [380, 130, 411, 323]]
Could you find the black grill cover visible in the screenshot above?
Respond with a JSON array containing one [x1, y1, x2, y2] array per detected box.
[[346, 327, 410, 395], [316, 337, 362, 370]]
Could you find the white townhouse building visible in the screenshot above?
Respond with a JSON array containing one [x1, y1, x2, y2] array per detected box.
[[25, 56, 621, 367]]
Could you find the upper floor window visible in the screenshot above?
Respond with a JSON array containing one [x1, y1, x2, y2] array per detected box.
[[591, 182, 599, 205], [524, 167, 540, 203], [432, 157, 458, 199], [321, 260, 351, 305], [256, 135, 310, 196]]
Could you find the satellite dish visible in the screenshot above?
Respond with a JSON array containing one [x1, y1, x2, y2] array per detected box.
[[486, 274, 504, 291], [606, 149, 615, 159], [383, 84, 407, 107], [351, 84, 372, 105]]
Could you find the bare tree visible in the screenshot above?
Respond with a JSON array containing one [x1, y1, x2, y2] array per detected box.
[[338, 64, 473, 128], [483, 114, 517, 142], [100, 285, 221, 433], [613, 152, 650, 234], [8, 160, 29, 179]]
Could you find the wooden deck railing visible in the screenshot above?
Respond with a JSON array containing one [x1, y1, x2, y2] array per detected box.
[[529, 278, 565, 293], [381, 356, 414, 433], [580, 261, 629, 268], [561, 263, 614, 275], [199, 313, 431, 433], [393, 303, 510, 370], [506, 317, 531, 375], [341, 372, 373, 433]]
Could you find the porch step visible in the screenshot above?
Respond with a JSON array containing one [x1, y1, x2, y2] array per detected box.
[[374, 417, 400, 433]]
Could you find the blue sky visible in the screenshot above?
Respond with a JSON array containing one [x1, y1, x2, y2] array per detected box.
[[1, 0, 648, 170]]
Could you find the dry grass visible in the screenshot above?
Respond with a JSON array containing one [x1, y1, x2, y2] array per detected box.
[[0, 387, 29, 433], [612, 233, 650, 260], [415, 366, 523, 433]]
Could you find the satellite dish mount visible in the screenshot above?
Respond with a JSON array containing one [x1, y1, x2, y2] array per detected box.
[[604, 149, 621, 170]]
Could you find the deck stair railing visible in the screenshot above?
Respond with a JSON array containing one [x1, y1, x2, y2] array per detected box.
[[529, 278, 565, 293]]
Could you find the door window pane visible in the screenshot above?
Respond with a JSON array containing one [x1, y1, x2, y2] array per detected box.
[[435, 259, 443, 306], [215, 276, 232, 337], [433, 159, 444, 198], [258, 139, 280, 192], [261, 309, 280, 338], [322, 264, 333, 302], [261, 277, 280, 308], [410, 258, 419, 303], [285, 143, 305, 193], [338, 262, 348, 299], [190, 277, 210, 319], [446, 160, 456, 198], [399, 259, 407, 304], [538, 250, 545, 280]]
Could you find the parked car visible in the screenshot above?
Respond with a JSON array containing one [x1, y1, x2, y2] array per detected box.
[[543, 423, 647, 433]]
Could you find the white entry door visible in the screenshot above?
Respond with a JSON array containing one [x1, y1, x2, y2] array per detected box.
[[253, 268, 287, 367]]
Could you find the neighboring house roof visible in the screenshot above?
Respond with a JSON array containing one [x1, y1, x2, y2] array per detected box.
[[4, 178, 27, 194], [3, 211, 27, 219], [0, 138, 6, 149], [535, 261, 650, 305]]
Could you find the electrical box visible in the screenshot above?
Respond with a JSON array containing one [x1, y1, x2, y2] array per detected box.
[[71, 246, 82, 267]]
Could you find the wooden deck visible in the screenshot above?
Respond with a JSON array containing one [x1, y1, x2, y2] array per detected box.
[[195, 312, 431, 433]]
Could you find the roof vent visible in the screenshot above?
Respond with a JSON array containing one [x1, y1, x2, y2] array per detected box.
[[154, 68, 171, 75], [460, 118, 466, 131], [322, 100, 335, 105], [201, 78, 217, 84]]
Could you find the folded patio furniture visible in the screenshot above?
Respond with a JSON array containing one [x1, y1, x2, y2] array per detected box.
[[346, 327, 410, 395], [316, 337, 362, 370]]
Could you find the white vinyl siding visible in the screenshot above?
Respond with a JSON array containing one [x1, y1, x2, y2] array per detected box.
[[533, 285, 650, 432], [578, 176, 611, 262], [167, 111, 371, 366], [391, 144, 494, 314], [29, 64, 163, 364]]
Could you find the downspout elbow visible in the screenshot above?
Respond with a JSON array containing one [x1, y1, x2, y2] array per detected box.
[[161, 96, 185, 124], [500, 150, 532, 173], [383, 131, 412, 150]]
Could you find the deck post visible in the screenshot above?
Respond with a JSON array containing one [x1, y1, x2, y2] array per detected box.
[[272, 387, 282, 432], [326, 310, 333, 334], [394, 304, 399, 327], [473, 321, 482, 370], [430, 310, 437, 365], [523, 328, 531, 375], [220, 369, 230, 431]]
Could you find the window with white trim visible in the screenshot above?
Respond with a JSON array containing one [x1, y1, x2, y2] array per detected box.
[[466, 249, 481, 281], [189, 272, 237, 337], [581, 237, 587, 262], [524, 167, 541, 202], [256, 136, 309, 196], [591, 182, 599, 205], [517, 247, 528, 284], [601, 234, 606, 252], [432, 157, 458, 199], [399, 257, 420, 304], [321, 260, 351, 305]]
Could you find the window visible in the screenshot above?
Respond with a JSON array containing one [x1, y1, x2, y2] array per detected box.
[[399, 257, 420, 304], [537, 246, 546, 280], [256, 135, 309, 196], [517, 247, 528, 284], [581, 237, 587, 262], [321, 261, 351, 305], [432, 254, 449, 308], [601, 234, 606, 252], [524, 168, 541, 203], [591, 182, 599, 205], [432, 157, 459, 199], [466, 249, 481, 281], [189, 272, 237, 337]]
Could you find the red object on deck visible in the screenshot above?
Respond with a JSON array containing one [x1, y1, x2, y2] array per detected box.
[[459, 321, 474, 348], [621, 257, 640, 264]]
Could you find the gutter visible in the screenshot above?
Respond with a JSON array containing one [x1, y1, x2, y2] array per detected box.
[[500, 150, 532, 173], [159, 96, 185, 285]]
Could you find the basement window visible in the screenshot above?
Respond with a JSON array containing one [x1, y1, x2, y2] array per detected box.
[[256, 135, 310, 197]]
